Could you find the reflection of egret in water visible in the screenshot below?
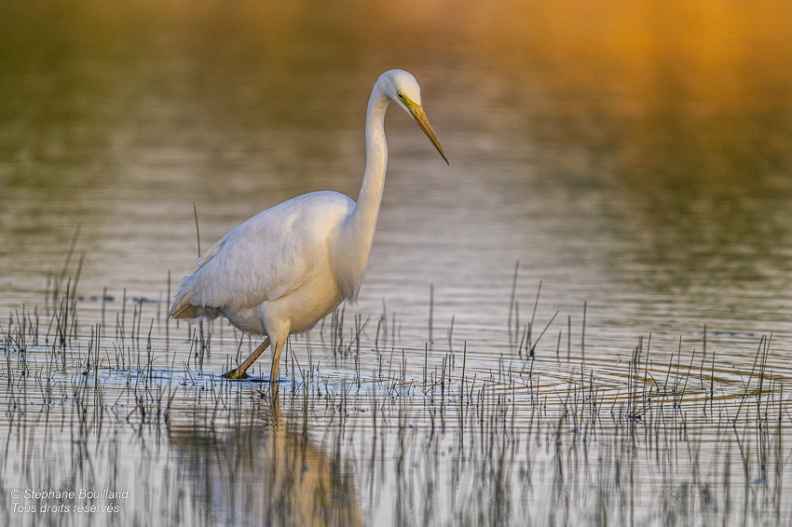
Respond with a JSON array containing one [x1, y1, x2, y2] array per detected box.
[[168, 403, 361, 527]]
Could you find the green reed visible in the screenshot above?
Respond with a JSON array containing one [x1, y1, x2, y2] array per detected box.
[[0, 272, 789, 526]]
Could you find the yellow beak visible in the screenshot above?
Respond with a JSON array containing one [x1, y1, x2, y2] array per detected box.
[[409, 106, 449, 165]]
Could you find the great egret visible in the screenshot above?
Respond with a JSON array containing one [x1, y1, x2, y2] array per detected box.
[[170, 69, 448, 382]]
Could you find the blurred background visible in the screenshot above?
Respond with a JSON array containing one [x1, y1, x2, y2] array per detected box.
[[1, 0, 791, 357]]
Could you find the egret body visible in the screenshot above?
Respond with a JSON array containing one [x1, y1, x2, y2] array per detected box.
[[170, 69, 447, 381]]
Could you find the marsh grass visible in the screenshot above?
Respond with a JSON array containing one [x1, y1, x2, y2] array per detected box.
[[0, 271, 790, 526]]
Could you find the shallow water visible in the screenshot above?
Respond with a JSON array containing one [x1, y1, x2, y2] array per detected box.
[[2, 1, 792, 525]]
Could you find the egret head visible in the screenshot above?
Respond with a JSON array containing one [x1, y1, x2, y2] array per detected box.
[[378, 69, 449, 164]]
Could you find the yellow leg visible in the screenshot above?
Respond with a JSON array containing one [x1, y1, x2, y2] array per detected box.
[[269, 338, 285, 383], [222, 337, 270, 380]]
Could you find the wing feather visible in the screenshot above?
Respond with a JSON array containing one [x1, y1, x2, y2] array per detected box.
[[170, 191, 354, 321]]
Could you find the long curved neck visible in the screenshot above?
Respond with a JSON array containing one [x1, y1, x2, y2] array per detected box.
[[329, 84, 390, 301], [353, 86, 389, 237]]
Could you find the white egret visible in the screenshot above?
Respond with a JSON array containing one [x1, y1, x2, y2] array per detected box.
[[170, 69, 448, 382]]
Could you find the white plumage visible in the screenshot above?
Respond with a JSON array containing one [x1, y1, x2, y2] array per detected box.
[[170, 69, 448, 382]]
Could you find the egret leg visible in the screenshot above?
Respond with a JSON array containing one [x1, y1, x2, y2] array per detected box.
[[269, 338, 286, 384], [222, 337, 270, 379]]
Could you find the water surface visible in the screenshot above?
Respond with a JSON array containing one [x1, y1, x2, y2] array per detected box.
[[1, 1, 791, 525]]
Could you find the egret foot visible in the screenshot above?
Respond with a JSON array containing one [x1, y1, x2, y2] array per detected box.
[[221, 368, 250, 380], [219, 338, 271, 381]]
